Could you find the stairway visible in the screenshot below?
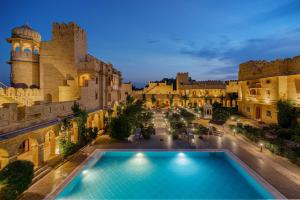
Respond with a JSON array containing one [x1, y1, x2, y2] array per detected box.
[[32, 164, 52, 184]]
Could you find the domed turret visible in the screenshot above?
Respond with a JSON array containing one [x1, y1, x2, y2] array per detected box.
[[7, 25, 41, 88], [11, 25, 41, 42]]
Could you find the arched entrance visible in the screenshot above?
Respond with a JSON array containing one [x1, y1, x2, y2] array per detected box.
[[17, 138, 41, 167], [44, 130, 57, 161]]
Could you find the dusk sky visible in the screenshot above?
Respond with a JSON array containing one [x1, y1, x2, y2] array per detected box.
[[1, 0, 300, 87]]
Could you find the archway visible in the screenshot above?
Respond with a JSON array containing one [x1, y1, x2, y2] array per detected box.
[[93, 113, 100, 129], [79, 74, 92, 87], [44, 130, 58, 161], [17, 138, 41, 167]]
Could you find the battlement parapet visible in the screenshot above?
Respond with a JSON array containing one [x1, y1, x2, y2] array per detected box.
[[176, 72, 189, 76], [239, 55, 300, 80], [52, 22, 86, 40]]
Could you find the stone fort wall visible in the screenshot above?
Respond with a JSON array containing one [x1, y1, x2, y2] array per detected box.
[[239, 55, 300, 81]]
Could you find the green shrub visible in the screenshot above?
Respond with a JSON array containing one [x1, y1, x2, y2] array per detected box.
[[277, 100, 298, 128], [172, 134, 179, 140], [59, 139, 79, 158], [142, 125, 155, 140], [212, 108, 230, 122], [85, 127, 99, 142], [275, 128, 295, 140], [0, 160, 34, 200], [195, 124, 208, 135], [179, 109, 195, 123], [109, 114, 131, 140]]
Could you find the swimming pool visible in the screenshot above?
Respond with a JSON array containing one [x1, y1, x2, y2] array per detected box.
[[54, 150, 282, 199]]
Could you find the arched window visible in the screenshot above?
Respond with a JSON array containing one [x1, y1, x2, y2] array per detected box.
[[33, 49, 39, 54], [24, 48, 31, 53], [15, 46, 20, 52]]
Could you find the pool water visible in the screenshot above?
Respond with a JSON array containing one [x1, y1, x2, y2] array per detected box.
[[57, 151, 275, 199]]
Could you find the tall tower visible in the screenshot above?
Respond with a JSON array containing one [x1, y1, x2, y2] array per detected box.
[[176, 72, 190, 90], [7, 25, 41, 88], [39, 22, 87, 102]]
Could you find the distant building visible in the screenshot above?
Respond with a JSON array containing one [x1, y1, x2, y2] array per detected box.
[[133, 72, 238, 108], [237, 56, 300, 124]]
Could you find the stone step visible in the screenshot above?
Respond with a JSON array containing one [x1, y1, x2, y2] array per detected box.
[[32, 165, 52, 184]]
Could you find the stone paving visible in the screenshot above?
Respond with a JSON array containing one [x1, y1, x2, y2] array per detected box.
[[20, 110, 300, 199]]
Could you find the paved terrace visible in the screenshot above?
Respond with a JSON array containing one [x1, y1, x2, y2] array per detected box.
[[20, 111, 300, 199]]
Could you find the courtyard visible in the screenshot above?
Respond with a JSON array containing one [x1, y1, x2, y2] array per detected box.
[[19, 108, 300, 200], [1, 1, 300, 199]]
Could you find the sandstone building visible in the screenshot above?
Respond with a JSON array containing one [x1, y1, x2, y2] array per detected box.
[[238, 56, 300, 124], [133, 72, 238, 109], [0, 22, 130, 169]]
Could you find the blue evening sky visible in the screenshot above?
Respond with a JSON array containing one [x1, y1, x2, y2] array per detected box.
[[1, 0, 300, 87]]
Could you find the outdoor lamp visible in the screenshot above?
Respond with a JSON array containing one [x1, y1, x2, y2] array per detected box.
[[259, 142, 264, 152]]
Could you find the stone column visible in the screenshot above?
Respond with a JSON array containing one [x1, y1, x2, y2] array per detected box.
[[99, 111, 104, 130], [49, 135, 56, 156], [32, 143, 44, 167], [73, 121, 79, 144]]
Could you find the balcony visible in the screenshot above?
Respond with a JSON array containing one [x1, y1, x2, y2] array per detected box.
[[11, 51, 39, 62]]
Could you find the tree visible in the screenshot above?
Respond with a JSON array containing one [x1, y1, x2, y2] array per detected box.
[[126, 95, 134, 104], [71, 102, 88, 145], [179, 108, 195, 124], [212, 108, 230, 122], [109, 115, 131, 140], [142, 124, 155, 139], [277, 100, 298, 128], [195, 124, 209, 135], [0, 160, 34, 200], [59, 139, 78, 158]]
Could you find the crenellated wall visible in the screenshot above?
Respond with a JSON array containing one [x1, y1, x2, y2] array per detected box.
[[0, 87, 43, 106], [238, 55, 300, 124], [239, 55, 300, 81], [0, 101, 74, 134]]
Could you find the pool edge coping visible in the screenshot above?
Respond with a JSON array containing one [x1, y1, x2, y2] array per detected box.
[[44, 149, 286, 200]]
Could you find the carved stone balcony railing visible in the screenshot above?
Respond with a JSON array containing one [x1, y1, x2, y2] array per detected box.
[[11, 51, 39, 62]]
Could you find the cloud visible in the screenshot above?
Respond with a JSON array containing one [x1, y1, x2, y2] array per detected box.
[[180, 28, 300, 64], [168, 33, 183, 43], [176, 28, 300, 80], [180, 47, 220, 59], [147, 39, 160, 44], [253, 0, 300, 22]]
